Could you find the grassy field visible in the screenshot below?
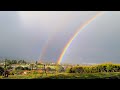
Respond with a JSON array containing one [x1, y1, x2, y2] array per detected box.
[[1, 72, 120, 79]]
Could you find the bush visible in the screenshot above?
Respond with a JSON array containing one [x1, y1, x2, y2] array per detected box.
[[75, 67, 84, 73], [15, 66, 24, 70], [46, 67, 52, 71], [65, 67, 75, 73], [0, 67, 4, 75], [7, 66, 13, 70], [9, 71, 14, 75], [24, 67, 30, 70], [65, 68, 71, 73], [56, 65, 65, 73]]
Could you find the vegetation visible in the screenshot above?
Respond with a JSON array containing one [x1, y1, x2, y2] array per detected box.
[[66, 63, 120, 73], [2, 59, 27, 65], [56, 65, 64, 73], [1, 60, 120, 79], [1, 72, 120, 79], [0, 67, 4, 75], [15, 66, 30, 70]]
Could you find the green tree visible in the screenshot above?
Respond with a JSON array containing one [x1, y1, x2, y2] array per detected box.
[[11, 60, 17, 64], [15, 66, 24, 70], [75, 67, 84, 73], [56, 65, 64, 73], [35, 61, 38, 65], [0, 67, 4, 75]]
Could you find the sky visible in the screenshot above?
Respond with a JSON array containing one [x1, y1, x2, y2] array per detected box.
[[0, 11, 120, 64]]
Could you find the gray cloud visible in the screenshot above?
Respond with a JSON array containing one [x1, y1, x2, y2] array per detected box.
[[0, 11, 120, 64], [62, 11, 120, 64]]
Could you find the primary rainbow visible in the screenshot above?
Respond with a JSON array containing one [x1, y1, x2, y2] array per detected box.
[[57, 11, 105, 64]]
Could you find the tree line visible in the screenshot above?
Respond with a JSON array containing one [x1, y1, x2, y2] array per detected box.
[[66, 63, 120, 73], [3, 59, 27, 65]]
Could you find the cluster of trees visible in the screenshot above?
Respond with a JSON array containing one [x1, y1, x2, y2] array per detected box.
[[4, 59, 27, 65], [66, 63, 120, 73]]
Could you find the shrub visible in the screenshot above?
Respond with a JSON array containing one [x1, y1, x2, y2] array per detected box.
[[7, 66, 13, 70], [0, 67, 4, 75], [46, 67, 51, 71], [9, 71, 14, 75], [24, 67, 30, 70], [56, 65, 65, 73], [15, 66, 24, 70], [75, 67, 84, 73], [65, 67, 72, 73], [65, 67, 76, 73]]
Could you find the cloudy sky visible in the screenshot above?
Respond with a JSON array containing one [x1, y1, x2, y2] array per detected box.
[[0, 11, 120, 64]]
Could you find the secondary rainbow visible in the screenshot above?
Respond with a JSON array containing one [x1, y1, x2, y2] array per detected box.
[[57, 11, 105, 64], [38, 35, 55, 61]]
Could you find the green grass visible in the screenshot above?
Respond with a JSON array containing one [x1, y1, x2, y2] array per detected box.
[[1, 72, 120, 79]]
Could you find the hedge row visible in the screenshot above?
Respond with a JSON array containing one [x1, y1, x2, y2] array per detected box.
[[66, 63, 120, 73]]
